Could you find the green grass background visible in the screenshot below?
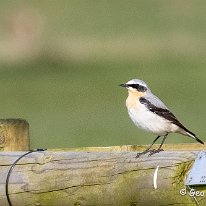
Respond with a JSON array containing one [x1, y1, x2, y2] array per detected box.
[[0, 1, 205, 149]]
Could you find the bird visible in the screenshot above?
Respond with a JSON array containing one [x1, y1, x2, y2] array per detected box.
[[120, 78, 204, 157]]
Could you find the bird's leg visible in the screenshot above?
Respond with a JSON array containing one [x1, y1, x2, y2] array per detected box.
[[136, 136, 161, 158], [149, 134, 168, 156]]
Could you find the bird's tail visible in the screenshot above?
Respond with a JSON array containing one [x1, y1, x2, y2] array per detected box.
[[183, 128, 204, 145]]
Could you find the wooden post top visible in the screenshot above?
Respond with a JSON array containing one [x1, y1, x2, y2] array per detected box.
[[0, 118, 29, 151]]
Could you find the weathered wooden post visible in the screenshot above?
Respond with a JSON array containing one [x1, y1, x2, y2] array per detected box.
[[0, 144, 206, 206], [0, 119, 29, 151]]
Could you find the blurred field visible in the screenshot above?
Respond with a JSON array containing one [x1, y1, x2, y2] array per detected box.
[[0, 1, 205, 149]]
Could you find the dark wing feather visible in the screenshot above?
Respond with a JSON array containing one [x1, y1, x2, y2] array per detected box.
[[139, 97, 187, 130], [139, 97, 204, 144]]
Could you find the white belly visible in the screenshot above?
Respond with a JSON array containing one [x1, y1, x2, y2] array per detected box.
[[128, 105, 179, 136]]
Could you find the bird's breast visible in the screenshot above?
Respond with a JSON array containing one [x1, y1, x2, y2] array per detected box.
[[126, 96, 171, 135], [126, 91, 144, 109]]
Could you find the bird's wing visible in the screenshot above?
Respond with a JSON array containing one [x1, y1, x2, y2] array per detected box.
[[139, 96, 185, 129], [140, 95, 204, 145], [144, 93, 168, 109]]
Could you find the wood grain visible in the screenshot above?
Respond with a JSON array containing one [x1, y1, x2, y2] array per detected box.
[[0, 119, 29, 151], [1, 148, 206, 206]]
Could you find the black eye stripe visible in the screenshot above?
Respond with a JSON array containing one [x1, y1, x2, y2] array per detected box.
[[127, 84, 147, 92]]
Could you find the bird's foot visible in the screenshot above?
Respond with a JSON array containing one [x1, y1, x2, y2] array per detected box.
[[135, 150, 150, 158], [136, 148, 164, 158], [148, 148, 164, 156]]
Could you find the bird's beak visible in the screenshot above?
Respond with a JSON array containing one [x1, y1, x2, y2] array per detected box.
[[119, 83, 128, 88]]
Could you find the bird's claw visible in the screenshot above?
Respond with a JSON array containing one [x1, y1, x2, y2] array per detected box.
[[136, 148, 164, 158], [135, 150, 150, 158], [148, 148, 164, 156]]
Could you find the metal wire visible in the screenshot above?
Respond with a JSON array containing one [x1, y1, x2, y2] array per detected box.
[[5, 149, 46, 206]]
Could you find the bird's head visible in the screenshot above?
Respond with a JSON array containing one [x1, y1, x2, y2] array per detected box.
[[120, 79, 150, 94]]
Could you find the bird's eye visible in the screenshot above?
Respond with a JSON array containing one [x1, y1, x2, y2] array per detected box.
[[138, 85, 147, 92], [129, 84, 147, 92]]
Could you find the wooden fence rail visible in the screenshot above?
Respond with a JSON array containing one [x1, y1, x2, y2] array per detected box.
[[0, 144, 206, 206]]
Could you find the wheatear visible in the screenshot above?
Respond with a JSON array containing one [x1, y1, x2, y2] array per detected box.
[[120, 79, 204, 157]]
